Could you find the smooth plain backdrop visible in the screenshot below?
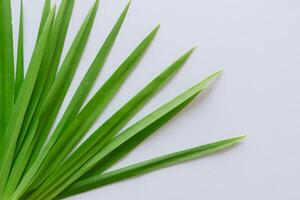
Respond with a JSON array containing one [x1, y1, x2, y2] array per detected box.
[[11, 0, 300, 199]]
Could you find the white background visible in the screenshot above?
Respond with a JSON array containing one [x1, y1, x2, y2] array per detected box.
[[11, 0, 300, 199]]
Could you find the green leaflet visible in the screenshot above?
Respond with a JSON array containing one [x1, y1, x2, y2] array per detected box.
[[0, 6, 56, 198], [0, 0, 245, 199], [60, 136, 245, 198], [48, 1, 130, 143], [15, 0, 76, 154], [15, 0, 24, 99], [16, 0, 76, 153], [13, 4, 131, 192], [27, 70, 222, 200], [0, 0, 15, 139], [27, 0, 79, 166], [15, 0, 76, 155], [32, 47, 196, 199], [13, 19, 158, 200], [15, 0, 51, 152], [7, 0, 77, 197], [33, 0, 76, 132], [27, 25, 160, 195], [37, 0, 51, 39], [12, 2, 99, 199], [25, 1, 130, 181], [81, 86, 197, 180], [12, 3, 129, 191]]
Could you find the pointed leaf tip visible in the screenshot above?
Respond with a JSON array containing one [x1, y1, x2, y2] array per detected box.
[[235, 135, 247, 142], [224, 135, 247, 145], [119, 1, 131, 18], [126, 1, 132, 9], [183, 47, 196, 58], [210, 69, 223, 78], [190, 46, 197, 52], [94, 0, 100, 7], [143, 25, 160, 42], [194, 69, 223, 91], [154, 24, 161, 31]]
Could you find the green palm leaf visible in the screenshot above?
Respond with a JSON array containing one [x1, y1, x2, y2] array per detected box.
[[15, 0, 24, 99], [29, 47, 196, 199], [58, 48, 196, 182], [0, 1, 245, 200], [13, 23, 159, 200], [7, 0, 77, 197], [0, 6, 56, 198], [28, 0, 98, 165], [26, 70, 222, 199], [37, 0, 51, 39], [0, 0, 15, 139], [25, 25, 160, 195], [15, 0, 75, 154], [60, 136, 245, 198]]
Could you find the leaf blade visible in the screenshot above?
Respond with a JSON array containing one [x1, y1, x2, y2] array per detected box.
[[25, 25, 160, 197], [82, 87, 197, 179], [33, 47, 195, 199], [11, 2, 129, 196], [7, 0, 77, 197], [15, 0, 76, 153], [27, 70, 222, 199], [27, 0, 99, 166], [0, 6, 56, 198], [38, 1, 131, 164], [15, 0, 24, 99], [60, 136, 245, 198], [0, 0, 15, 139], [37, 0, 51, 39]]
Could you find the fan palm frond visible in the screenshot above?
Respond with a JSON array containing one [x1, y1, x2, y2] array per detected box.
[[0, 1, 245, 199]]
